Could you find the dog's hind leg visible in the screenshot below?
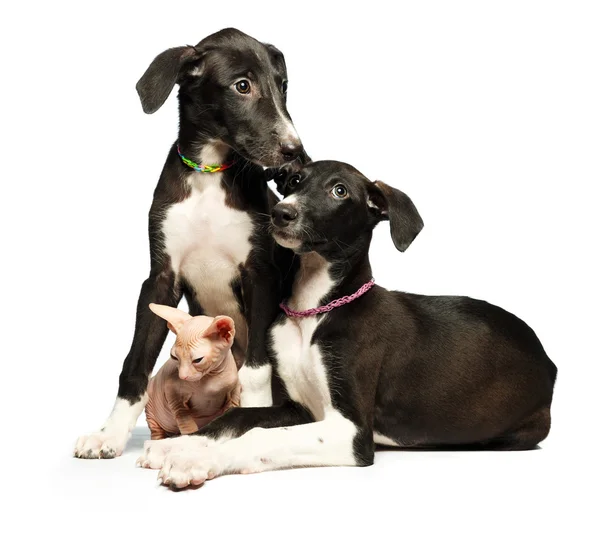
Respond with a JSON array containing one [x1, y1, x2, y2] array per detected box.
[[75, 266, 181, 459], [484, 405, 552, 451]]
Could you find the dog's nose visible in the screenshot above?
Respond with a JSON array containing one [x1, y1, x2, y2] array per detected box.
[[272, 203, 298, 227], [280, 141, 304, 162]]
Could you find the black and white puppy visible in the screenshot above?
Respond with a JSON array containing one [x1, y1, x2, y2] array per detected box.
[[75, 28, 304, 459], [136, 160, 557, 489]]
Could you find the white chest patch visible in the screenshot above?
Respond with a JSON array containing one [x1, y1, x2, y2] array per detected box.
[[162, 171, 253, 331], [270, 253, 336, 420]]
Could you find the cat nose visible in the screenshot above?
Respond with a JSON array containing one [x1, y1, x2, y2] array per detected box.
[[179, 369, 192, 380]]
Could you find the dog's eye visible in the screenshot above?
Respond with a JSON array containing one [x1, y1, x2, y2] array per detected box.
[[332, 184, 348, 199], [235, 80, 251, 94], [282, 81, 288, 93], [193, 357, 205, 365], [288, 175, 301, 188]]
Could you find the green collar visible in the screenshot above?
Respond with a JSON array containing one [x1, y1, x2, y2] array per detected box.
[[177, 145, 236, 173]]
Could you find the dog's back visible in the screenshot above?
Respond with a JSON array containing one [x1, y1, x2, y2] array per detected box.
[[372, 289, 557, 449]]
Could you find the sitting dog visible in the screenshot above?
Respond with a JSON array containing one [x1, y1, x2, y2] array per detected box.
[[75, 28, 305, 459], [137, 160, 557, 489], [145, 304, 240, 440]]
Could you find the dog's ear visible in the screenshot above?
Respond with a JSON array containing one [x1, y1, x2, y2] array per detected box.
[[264, 43, 287, 72], [266, 165, 298, 195], [366, 181, 424, 252], [273, 168, 289, 194], [265, 154, 312, 189], [136, 46, 202, 114]]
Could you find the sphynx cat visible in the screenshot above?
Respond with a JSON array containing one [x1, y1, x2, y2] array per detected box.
[[144, 304, 241, 440]]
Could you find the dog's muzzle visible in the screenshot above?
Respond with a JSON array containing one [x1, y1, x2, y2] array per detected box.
[[271, 203, 298, 228]]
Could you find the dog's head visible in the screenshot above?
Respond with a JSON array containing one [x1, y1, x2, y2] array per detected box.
[[271, 161, 423, 257], [136, 28, 305, 167]]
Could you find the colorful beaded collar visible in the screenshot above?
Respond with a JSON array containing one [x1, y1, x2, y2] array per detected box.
[[280, 279, 376, 318], [177, 145, 236, 173]]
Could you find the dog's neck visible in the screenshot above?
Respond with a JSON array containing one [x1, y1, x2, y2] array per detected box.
[[289, 253, 333, 312], [176, 102, 237, 166], [178, 137, 234, 167], [290, 250, 373, 312]]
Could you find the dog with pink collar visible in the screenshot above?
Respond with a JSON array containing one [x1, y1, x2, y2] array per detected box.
[[137, 160, 557, 489]]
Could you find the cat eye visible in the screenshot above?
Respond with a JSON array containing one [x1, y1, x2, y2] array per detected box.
[[193, 357, 205, 365], [282, 80, 288, 93], [171, 353, 178, 361], [288, 175, 301, 188]]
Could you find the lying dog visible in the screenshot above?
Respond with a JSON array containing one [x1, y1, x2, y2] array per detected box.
[[75, 28, 304, 459], [145, 304, 240, 440], [137, 160, 557, 489]]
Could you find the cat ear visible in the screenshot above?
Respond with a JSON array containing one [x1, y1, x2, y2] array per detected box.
[[148, 303, 192, 334], [202, 316, 235, 346]]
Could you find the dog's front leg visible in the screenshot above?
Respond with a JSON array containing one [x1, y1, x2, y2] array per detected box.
[[75, 266, 181, 459], [238, 262, 283, 407], [137, 401, 313, 469], [157, 409, 370, 488]]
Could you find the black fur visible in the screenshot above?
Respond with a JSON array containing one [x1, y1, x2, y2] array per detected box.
[[199, 401, 315, 442], [194, 160, 557, 464], [115, 28, 304, 407]]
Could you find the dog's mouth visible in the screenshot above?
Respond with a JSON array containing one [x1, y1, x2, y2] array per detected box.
[[271, 226, 328, 251], [252, 153, 298, 169], [272, 228, 303, 249], [227, 145, 280, 169], [231, 139, 306, 169]]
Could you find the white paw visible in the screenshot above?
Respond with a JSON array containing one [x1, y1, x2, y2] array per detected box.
[[136, 435, 211, 470], [158, 447, 221, 489], [74, 430, 129, 459]]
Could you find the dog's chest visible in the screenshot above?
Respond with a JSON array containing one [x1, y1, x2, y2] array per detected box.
[[162, 174, 253, 317], [271, 317, 332, 420], [270, 255, 335, 420]]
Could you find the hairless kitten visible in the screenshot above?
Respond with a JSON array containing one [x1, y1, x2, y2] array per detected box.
[[144, 304, 241, 440]]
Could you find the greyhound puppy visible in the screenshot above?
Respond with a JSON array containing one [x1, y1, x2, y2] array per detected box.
[[136, 161, 557, 489], [75, 28, 304, 459], [144, 304, 240, 440]]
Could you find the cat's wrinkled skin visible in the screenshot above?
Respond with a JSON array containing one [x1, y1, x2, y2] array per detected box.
[[143, 304, 240, 441]]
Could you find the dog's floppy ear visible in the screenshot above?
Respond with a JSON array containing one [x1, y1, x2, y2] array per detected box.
[[264, 43, 287, 72], [273, 168, 289, 194], [367, 181, 424, 252], [136, 45, 202, 114], [265, 164, 296, 194]]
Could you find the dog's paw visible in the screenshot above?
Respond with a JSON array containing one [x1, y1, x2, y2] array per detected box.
[[136, 435, 211, 470], [158, 447, 221, 489], [74, 430, 128, 459], [136, 438, 174, 469]]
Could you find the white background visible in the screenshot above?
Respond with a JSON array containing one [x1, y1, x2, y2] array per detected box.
[[1, 1, 599, 542]]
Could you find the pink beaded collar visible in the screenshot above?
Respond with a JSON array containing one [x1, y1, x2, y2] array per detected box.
[[279, 279, 375, 318]]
